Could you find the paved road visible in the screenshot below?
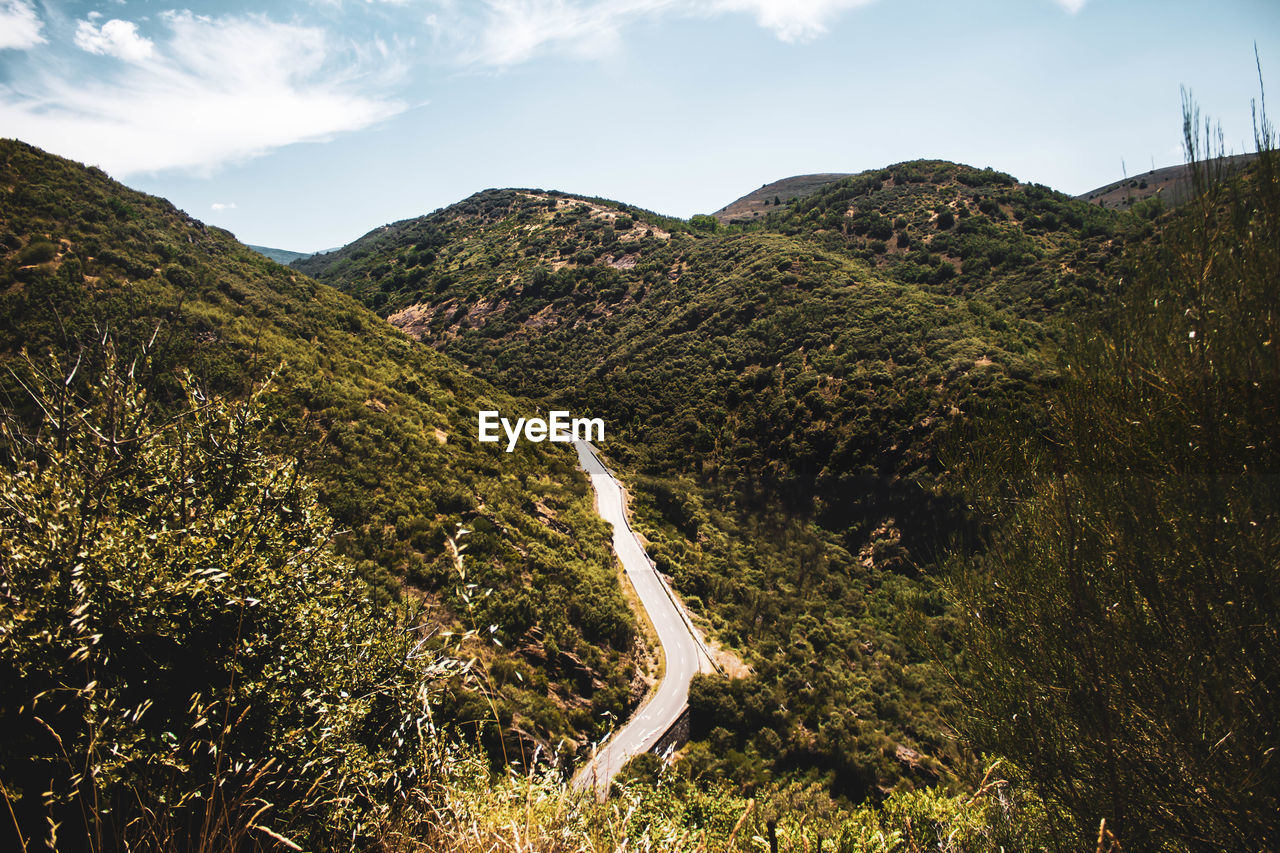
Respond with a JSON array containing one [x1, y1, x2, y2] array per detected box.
[[571, 440, 714, 797]]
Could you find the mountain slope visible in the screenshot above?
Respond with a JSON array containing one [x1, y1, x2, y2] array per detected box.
[[1076, 151, 1259, 210], [712, 173, 853, 224], [0, 140, 644, 760], [294, 160, 1141, 796], [295, 161, 1127, 523]]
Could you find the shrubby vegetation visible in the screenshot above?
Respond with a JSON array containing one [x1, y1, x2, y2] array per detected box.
[[300, 159, 1141, 796], [0, 140, 639, 767], [633, 479, 959, 801], [0, 347, 456, 849], [410, 750, 1055, 853], [946, 100, 1280, 848], [301, 127, 1275, 839], [759, 160, 1127, 313], [0, 342, 1049, 851], [5, 87, 1274, 849]]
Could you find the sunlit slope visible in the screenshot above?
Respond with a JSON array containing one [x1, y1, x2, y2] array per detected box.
[[0, 139, 642, 758]]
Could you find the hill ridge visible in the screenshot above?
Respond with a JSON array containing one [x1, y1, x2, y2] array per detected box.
[[712, 172, 854, 223]]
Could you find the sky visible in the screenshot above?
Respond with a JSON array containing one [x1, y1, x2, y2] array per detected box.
[[2, 0, 1278, 251]]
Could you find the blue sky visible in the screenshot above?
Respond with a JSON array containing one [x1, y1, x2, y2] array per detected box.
[[2, 0, 1277, 251]]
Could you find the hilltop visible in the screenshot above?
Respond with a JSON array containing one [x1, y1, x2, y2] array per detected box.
[[712, 172, 853, 224]]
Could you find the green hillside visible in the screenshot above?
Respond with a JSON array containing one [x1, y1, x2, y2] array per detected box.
[[4, 124, 1276, 850], [0, 140, 643, 766], [293, 161, 1144, 796]]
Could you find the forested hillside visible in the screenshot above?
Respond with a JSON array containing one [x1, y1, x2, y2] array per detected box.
[[295, 161, 1145, 796], [0, 140, 645, 771], [4, 115, 1275, 850]]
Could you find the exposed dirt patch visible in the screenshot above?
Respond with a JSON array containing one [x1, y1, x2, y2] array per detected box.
[[389, 297, 511, 341], [387, 301, 444, 341], [525, 304, 561, 330]]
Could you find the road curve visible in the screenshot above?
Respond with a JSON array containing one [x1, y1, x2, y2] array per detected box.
[[571, 440, 714, 797]]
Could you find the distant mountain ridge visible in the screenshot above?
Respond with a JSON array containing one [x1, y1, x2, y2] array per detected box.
[[1076, 152, 1259, 210], [712, 172, 852, 224], [248, 244, 311, 264], [709, 154, 1258, 228]]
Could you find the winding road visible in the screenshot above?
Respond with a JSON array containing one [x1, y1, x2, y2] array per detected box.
[[571, 440, 716, 797]]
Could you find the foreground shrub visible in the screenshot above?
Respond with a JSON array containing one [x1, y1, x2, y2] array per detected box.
[[0, 347, 459, 851], [403, 753, 1050, 852], [947, 96, 1280, 849]]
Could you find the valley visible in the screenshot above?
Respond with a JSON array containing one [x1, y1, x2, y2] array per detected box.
[[292, 161, 1137, 798], [2, 127, 1276, 850]]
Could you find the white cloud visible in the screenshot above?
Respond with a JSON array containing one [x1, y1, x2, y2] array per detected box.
[[0, 0, 46, 50], [712, 0, 877, 42], [75, 19, 155, 63], [464, 0, 676, 67], [211, 202, 237, 210], [1055, 0, 1086, 12], [439, 0, 879, 67], [1, 12, 406, 176]]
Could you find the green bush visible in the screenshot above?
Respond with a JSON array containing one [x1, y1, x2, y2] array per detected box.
[[15, 240, 56, 265], [0, 348, 458, 851]]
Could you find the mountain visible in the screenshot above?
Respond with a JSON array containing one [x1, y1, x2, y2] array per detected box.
[[712, 173, 853, 224], [294, 161, 1128, 514], [248, 243, 312, 264], [1076, 151, 1259, 210], [293, 160, 1141, 796], [0, 140, 646, 762]]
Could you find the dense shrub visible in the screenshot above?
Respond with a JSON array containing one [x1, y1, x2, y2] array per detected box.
[[947, 103, 1280, 849], [0, 349, 458, 850]]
